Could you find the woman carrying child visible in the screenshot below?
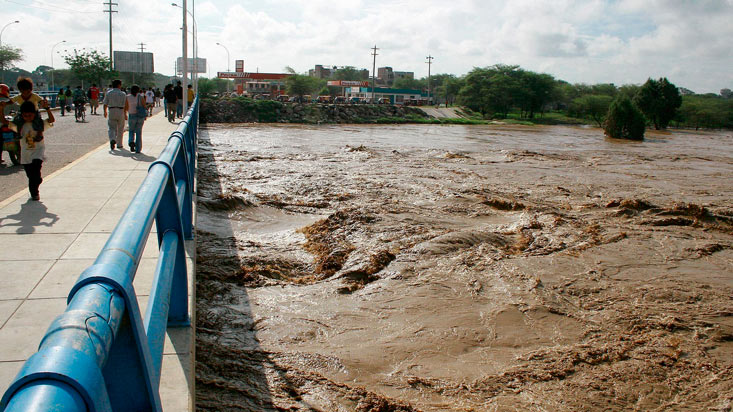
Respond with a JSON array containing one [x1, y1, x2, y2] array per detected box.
[[0, 100, 54, 200]]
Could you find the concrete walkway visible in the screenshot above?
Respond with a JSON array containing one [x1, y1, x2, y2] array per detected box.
[[0, 111, 194, 411]]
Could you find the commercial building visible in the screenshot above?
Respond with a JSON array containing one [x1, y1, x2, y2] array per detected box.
[[377, 67, 414, 86], [218, 71, 291, 96], [345, 87, 428, 104], [309, 64, 369, 80]]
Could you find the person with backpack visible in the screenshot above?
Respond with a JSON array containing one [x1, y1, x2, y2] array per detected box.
[[0, 100, 55, 200], [125, 84, 146, 153]]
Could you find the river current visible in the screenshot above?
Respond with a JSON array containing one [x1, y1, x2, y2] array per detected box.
[[195, 124, 732, 411]]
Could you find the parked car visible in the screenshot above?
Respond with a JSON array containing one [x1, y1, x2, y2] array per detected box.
[[317, 95, 333, 104], [377, 98, 391, 105], [363, 97, 374, 104], [349, 97, 364, 104], [334, 96, 346, 104], [276, 95, 289, 102]]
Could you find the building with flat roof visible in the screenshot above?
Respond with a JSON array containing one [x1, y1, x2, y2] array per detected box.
[[345, 87, 428, 104], [377, 67, 414, 86], [309, 65, 369, 80], [218, 72, 291, 95]]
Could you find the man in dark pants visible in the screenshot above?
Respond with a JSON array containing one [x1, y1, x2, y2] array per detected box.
[[174, 81, 183, 118]]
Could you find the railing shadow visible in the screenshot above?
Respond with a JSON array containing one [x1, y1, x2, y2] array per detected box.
[[194, 127, 276, 411]]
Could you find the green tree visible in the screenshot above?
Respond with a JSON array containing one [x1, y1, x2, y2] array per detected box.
[[603, 97, 645, 140], [333, 66, 366, 81], [0, 45, 23, 82], [63, 49, 117, 87], [634, 77, 682, 130], [573, 95, 614, 127], [285, 74, 324, 99], [198, 77, 232, 97], [393, 77, 425, 90], [518, 71, 557, 118]]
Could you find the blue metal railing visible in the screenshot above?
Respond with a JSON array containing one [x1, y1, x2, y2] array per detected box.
[[0, 98, 199, 412]]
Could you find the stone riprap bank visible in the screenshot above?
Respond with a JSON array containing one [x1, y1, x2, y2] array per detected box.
[[200, 97, 432, 124]]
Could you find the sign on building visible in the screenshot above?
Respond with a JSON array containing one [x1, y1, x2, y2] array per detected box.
[[235, 60, 244, 72], [218, 72, 248, 79], [327, 80, 371, 87], [114, 51, 154, 73], [176, 57, 207, 74]]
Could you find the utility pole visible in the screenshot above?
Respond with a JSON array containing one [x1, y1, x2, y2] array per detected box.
[[182, 0, 188, 116], [371, 45, 379, 102], [136, 42, 145, 84], [103, 1, 118, 71], [426, 55, 433, 105]]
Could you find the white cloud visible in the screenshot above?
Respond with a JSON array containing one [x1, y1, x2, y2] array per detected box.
[[1, 0, 731, 92]]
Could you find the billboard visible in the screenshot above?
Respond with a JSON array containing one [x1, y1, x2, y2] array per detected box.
[[114, 51, 154, 73], [176, 57, 207, 74], [235, 60, 244, 72]]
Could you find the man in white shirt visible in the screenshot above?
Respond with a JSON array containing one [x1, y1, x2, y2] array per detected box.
[[102, 79, 127, 150]]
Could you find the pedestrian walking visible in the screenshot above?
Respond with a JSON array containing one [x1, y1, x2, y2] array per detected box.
[[88, 84, 100, 114], [102, 79, 127, 150], [64, 87, 72, 112], [57, 88, 67, 116], [125, 85, 146, 153], [187, 84, 194, 106], [154, 88, 161, 107], [174, 81, 183, 118], [164, 84, 177, 123], [0, 100, 55, 200], [145, 87, 155, 116]]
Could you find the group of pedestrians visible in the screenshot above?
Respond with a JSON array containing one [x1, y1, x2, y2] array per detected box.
[[0, 75, 190, 203], [57, 84, 101, 117]]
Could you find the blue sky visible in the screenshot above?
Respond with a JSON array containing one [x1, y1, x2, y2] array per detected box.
[[2, 0, 732, 93]]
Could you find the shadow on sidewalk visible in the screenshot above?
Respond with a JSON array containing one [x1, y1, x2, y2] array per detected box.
[[0, 164, 23, 176], [108, 149, 157, 163], [0, 199, 59, 233], [194, 128, 276, 411]]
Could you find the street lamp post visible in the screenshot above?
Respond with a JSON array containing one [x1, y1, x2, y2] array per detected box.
[[0, 20, 20, 83], [50, 40, 66, 91], [172, 2, 197, 97], [215, 42, 230, 92]]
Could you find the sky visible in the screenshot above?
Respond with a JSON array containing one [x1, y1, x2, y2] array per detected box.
[[2, 0, 732, 93]]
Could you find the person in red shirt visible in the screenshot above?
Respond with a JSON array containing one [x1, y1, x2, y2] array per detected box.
[[88, 84, 100, 115]]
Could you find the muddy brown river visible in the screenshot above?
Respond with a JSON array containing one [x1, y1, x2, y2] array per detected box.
[[194, 124, 733, 411]]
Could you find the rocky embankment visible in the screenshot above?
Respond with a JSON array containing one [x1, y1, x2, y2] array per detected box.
[[200, 97, 432, 124]]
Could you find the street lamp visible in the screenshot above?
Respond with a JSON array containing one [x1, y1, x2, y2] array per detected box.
[[50, 40, 66, 91], [0, 20, 19, 47], [215, 42, 230, 71], [216, 42, 230, 92], [172, 2, 197, 92], [0, 20, 20, 83]]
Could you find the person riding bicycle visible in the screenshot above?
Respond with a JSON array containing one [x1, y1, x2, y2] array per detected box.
[[72, 86, 87, 118]]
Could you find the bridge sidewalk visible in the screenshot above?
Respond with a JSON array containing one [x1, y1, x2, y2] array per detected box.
[[0, 111, 194, 411]]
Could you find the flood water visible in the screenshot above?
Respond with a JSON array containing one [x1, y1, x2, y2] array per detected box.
[[195, 124, 733, 411]]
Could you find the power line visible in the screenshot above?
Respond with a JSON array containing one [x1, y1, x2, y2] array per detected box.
[[5, 0, 98, 13]]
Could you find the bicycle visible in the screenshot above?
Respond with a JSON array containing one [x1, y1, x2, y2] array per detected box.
[[74, 101, 86, 123]]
